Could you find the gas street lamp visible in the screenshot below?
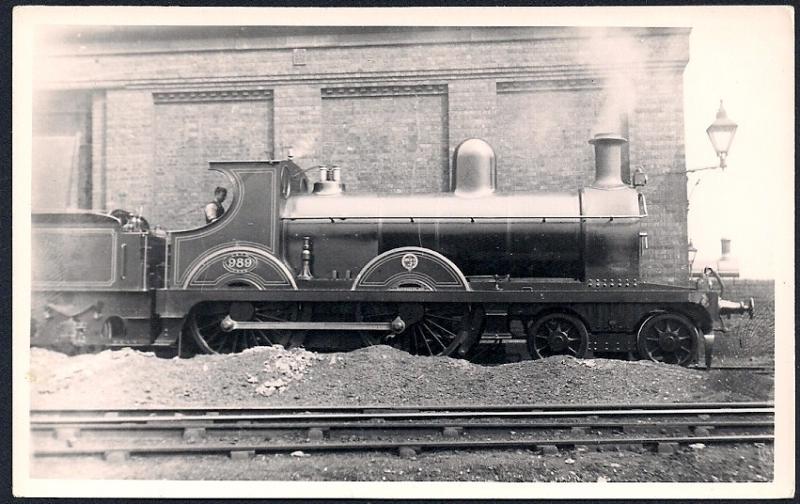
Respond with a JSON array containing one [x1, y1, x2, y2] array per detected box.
[[653, 100, 738, 177], [687, 240, 698, 277], [705, 100, 738, 170], [649, 101, 738, 278]]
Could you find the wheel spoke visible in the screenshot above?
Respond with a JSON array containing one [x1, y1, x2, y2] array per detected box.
[[255, 330, 272, 346], [253, 313, 290, 322], [526, 314, 587, 360], [356, 303, 467, 357], [198, 319, 221, 331], [419, 325, 435, 355], [421, 321, 447, 352], [426, 313, 461, 322], [425, 318, 457, 338], [188, 301, 299, 354], [638, 314, 697, 366]]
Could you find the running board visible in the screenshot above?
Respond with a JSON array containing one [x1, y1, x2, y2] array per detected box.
[[219, 315, 405, 333]]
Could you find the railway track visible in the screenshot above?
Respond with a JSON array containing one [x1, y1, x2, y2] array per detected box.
[[708, 365, 774, 374], [687, 365, 774, 375], [31, 402, 774, 461]]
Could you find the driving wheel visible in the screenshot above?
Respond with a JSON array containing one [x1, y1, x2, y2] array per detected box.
[[187, 301, 298, 354], [357, 303, 469, 357], [637, 313, 697, 366], [526, 312, 589, 359]]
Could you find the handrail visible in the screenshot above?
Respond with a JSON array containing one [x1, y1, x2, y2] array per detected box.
[[285, 214, 647, 222]]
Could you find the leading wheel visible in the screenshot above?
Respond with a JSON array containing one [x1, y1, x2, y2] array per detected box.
[[187, 301, 298, 354], [357, 303, 469, 357], [637, 313, 698, 366], [526, 313, 589, 359]]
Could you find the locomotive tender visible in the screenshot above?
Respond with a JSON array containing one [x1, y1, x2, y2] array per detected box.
[[31, 134, 754, 366]]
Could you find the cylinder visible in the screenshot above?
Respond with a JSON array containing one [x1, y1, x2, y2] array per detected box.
[[589, 133, 628, 189]]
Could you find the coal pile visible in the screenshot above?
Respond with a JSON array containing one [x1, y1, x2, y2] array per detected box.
[[29, 343, 773, 410]]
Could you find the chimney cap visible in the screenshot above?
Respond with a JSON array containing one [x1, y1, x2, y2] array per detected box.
[[589, 133, 628, 145]]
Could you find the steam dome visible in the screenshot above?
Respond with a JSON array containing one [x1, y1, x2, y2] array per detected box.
[[451, 138, 496, 197]]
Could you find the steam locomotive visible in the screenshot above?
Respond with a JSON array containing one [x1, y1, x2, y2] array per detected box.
[[30, 135, 754, 366]]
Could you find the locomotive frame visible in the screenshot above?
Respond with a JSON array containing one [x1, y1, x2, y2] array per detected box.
[[30, 135, 754, 366]]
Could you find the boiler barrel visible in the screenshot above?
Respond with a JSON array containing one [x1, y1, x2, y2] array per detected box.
[[379, 220, 582, 278], [282, 191, 586, 281], [284, 218, 583, 281]]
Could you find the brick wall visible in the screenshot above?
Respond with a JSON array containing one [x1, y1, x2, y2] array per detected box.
[[447, 79, 497, 174], [629, 72, 689, 282], [91, 92, 107, 210], [103, 90, 154, 215], [151, 92, 274, 228], [495, 87, 603, 192], [274, 85, 322, 170], [33, 26, 691, 283], [321, 86, 449, 193]]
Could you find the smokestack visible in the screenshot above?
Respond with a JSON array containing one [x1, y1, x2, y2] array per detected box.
[[588, 133, 628, 189], [720, 238, 731, 257], [716, 237, 739, 278]]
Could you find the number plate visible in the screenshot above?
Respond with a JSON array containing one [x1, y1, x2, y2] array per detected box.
[[222, 253, 258, 274]]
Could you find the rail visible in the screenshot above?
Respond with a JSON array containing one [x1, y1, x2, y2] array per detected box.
[[31, 402, 773, 460]]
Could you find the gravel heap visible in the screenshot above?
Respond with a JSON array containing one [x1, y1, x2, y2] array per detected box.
[[28, 344, 773, 410]]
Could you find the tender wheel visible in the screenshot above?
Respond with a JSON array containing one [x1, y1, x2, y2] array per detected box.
[[187, 301, 298, 354], [526, 312, 589, 359], [357, 303, 469, 357], [637, 313, 698, 366]]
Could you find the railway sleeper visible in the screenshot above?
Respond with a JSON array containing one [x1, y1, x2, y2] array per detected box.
[[182, 427, 206, 442], [33, 434, 775, 460], [230, 450, 256, 460]]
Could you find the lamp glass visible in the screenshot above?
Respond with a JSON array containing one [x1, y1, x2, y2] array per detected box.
[[706, 101, 738, 157], [707, 125, 737, 156]]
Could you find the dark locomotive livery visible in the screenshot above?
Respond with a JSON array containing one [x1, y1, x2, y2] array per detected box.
[[31, 135, 754, 366]]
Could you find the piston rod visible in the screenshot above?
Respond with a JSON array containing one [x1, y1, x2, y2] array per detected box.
[[219, 315, 405, 333]]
